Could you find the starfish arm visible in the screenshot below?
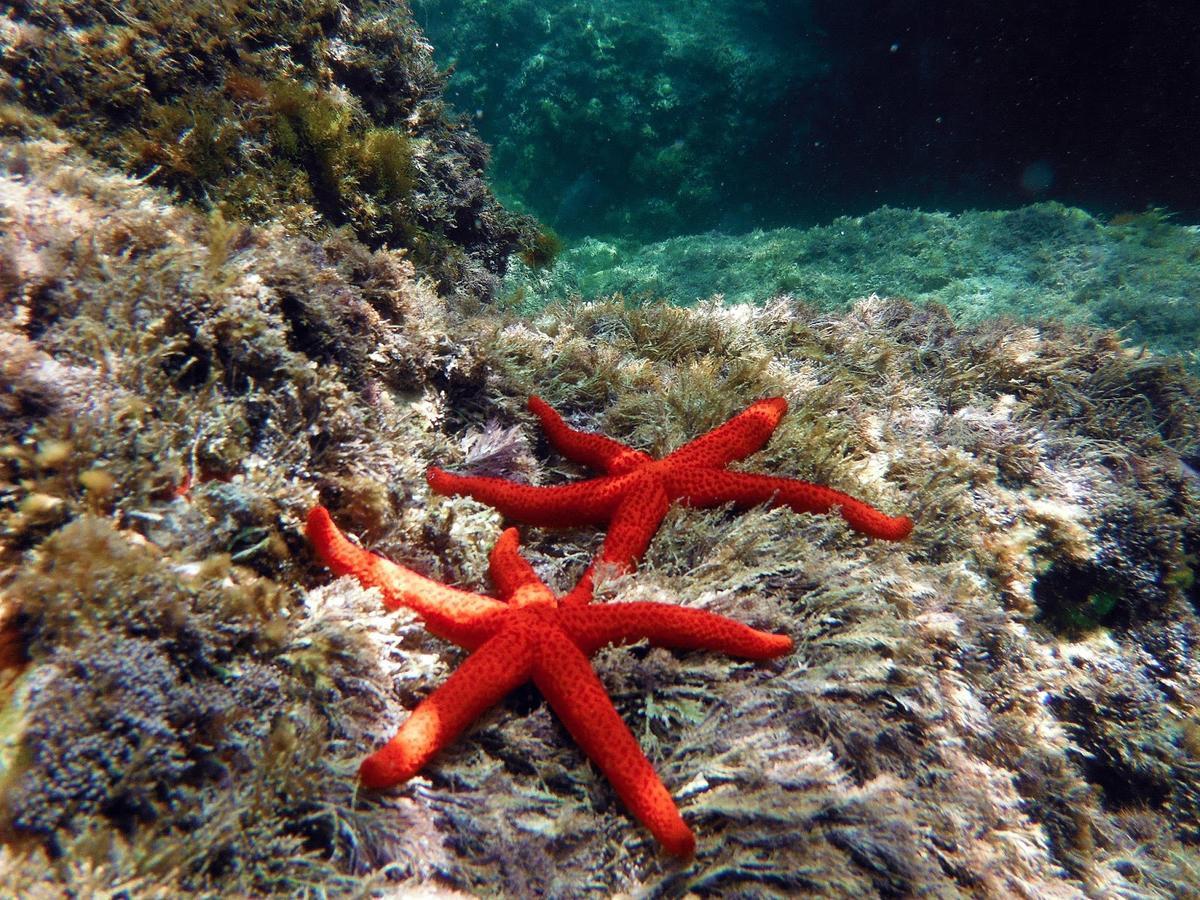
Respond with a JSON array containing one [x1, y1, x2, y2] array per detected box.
[[488, 527, 541, 597], [561, 477, 671, 607], [664, 469, 914, 541], [528, 396, 652, 474], [601, 477, 672, 568], [561, 603, 793, 659], [306, 507, 505, 646], [359, 626, 535, 788], [532, 626, 696, 857], [427, 466, 630, 526], [663, 397, 788, 469], [488, 527, 559, 608]]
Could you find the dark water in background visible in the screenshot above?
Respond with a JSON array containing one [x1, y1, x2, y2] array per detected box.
[[412, 0, 1200, 243]]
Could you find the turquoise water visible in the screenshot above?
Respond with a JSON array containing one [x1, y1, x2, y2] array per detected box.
[[415, 0, 1200, 364], [414, 1, 1199, 239]]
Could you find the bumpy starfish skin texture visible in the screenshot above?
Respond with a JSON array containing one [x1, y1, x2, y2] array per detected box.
[[428, 396, 913, 603], [306, 506, 793, 857]]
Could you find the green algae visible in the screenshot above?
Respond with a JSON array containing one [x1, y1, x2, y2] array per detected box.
[[508, 202, 1200, 366], [0, 0, 541, 304]]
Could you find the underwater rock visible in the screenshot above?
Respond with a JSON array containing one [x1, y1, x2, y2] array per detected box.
[[0, 0, 543, 305], [2, 94, 1200, 897], [506, 203, 1200, 367]]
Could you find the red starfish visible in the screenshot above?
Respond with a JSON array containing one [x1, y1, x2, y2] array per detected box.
[[428, 396, 913, 604], [306, 506, 792, 857]]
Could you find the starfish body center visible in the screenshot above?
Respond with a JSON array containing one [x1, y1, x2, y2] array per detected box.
[[509, 582, 557, 610]]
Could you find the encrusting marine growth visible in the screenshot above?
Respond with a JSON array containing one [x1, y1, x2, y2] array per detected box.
[[429, 395, 914, 603], [306, 507, 793, 857]]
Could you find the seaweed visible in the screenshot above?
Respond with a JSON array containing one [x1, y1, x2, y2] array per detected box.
[[0, 0, 542, 304]]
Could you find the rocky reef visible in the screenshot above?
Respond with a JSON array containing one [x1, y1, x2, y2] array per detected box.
[[1, 131, 1199, 895], [0, 0, 548, 304], [413, 0, 823, 240], [2, 2, 1200, 894], [508, 203, 1200, 367]]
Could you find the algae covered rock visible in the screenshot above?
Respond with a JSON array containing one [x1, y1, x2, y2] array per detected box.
[[508, 203, 1200, 366], [0, 136, 473, 894], [1, 30, 1200, 897], [0, 0, 545, 304]]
